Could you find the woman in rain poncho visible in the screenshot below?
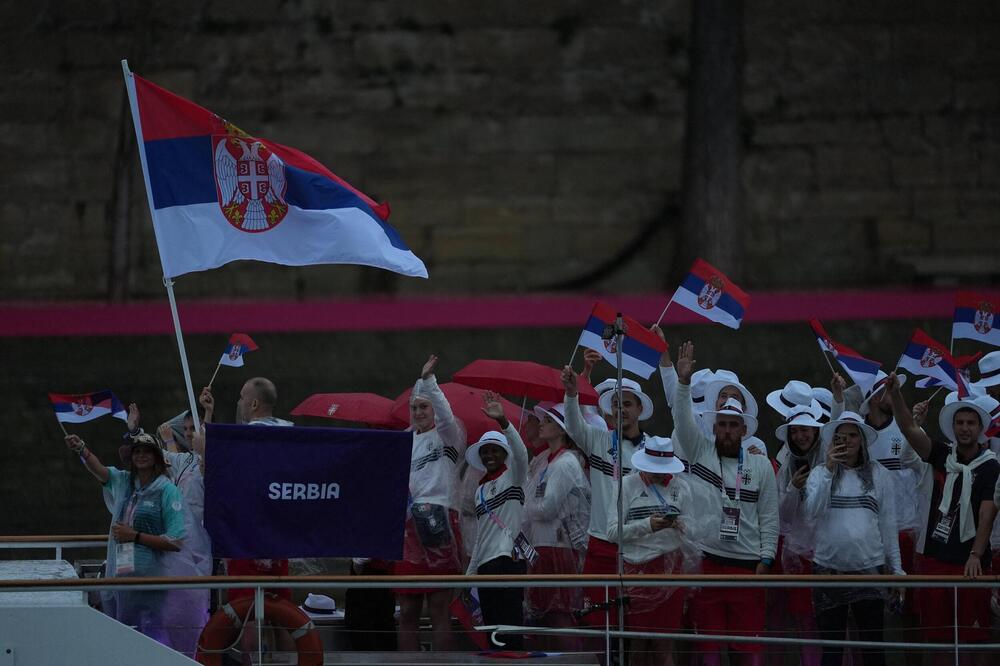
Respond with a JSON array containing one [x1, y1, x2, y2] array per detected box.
[[803, 411, 904, 666], [65, 432, 186, 649], [522, 402, 591, 650], [125, 402, 213, 657], [607, 437, 702, 666]]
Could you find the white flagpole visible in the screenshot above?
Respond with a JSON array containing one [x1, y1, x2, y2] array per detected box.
[[655, 294, 676, 326], [121, 60, 202, 431]]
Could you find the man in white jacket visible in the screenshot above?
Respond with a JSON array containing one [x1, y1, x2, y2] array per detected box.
[[673, 342, 778, 666]]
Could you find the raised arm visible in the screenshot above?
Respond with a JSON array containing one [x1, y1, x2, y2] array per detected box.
[[482, 391, 528, 483], [672, 341, 710, 457], [417, 355, 463, 450], [830, 373, 846, 420], [65, 435, 110, 484], [885, 372, 932, 461], [561, 365, 610, 455], [651, 325, 678, 408]]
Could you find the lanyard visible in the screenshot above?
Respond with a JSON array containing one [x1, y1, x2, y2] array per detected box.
[[537, 448, 566, 488], [718, 448, 744, 504], [644, 479, 670, 510], [478, 483, 513, 536]]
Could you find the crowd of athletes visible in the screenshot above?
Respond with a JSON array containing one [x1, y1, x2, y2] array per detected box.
[[65, 333, 1000, 666]]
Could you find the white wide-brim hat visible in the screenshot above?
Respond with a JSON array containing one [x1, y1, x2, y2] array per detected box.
[[630, 437, 685, 475], [775, 408, 824, 444], [939, 396, 993, 445], [766, 380, 822, 419], [597, 378, 654, 421], [859, 371, 907, 416], [820, 411, 878, 448], [465, 430, 512, 471], [975, 351, 1000, 390], [703, 397, 758, 439], [811, 387, 834, 420], [690, 369, 716, 413], [703, 370, 759, 417], [533, 402, 567, 431]]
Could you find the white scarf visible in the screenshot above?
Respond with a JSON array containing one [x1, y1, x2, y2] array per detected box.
[[939, 448, 997, 543]]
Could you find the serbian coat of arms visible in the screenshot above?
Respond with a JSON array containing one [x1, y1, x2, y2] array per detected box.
[[919, 348, 942, 368], [213, 133, 288, 232], [72, 396, 94, 417], [697, 276, 724, 310], [974, 301, 994, 335]]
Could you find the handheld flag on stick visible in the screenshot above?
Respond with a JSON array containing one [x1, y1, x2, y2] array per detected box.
[[667, 258, 750, 329], [915, 351, 983, 391], [953, 291, 1000, 347], [897, 329, 972, 397], [808, 318, 882, 395], [49, 390, 128, 427], [209, 333, 259, 386], [576, 302, 667, 379], [124, 70, 428, 280]]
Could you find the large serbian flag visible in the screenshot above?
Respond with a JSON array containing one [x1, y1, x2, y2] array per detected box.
[[671, 258, 750, 329], [577, 302, 667, 379], [123, 67, 427, 279], [219, 333, 258, 368], [896, 329, 971, 396], [49, 390, 128, 424], [952, 291, 1000, 347], [809, 318, 882, 394]]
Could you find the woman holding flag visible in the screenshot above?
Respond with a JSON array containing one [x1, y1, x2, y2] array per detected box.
[[64, 432, 186, 650]]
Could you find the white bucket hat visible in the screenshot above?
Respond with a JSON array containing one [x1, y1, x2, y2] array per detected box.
[[690, 369, 716, 413], [302, 593, 337, 616], [858, 371, 907, 416], [703, 370, 759, 417], [465, 430, 512, 471], [938, 395, 993, 445], [533, 402, 567, 431], [597, 378, 654, 421], [630, 437, 685, 475], [975, 351, 1000, 390], [766, 380, 823, 418], [703, 397, 758, 439], [821, 411, 878, 448], [775, 407, 824, 444], [811, 387, 834, 420]]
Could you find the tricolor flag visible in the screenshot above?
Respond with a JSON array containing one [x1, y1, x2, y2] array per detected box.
[[952, 291, 1000, 347], [124, 70, 427, 280], [49, 390, 128, 424], [808, 318, 882, 394], [219, 333, 258, 368], [577, 302, 667, 379], [671, 258, 750, 329], [915, 352, 983, 392], [897, 329, 971, 396]]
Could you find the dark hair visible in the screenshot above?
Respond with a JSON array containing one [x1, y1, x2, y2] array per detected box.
[[953, 406, 984, 428], [128, 434, 169, 479]]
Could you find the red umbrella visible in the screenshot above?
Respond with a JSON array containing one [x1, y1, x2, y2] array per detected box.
[[451, 359, 600, 405], [391, 383, 527, 444], [291, 393, 404, 428]]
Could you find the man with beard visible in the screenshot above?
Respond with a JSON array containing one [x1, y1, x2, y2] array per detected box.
[[673, 342, 778, 665]]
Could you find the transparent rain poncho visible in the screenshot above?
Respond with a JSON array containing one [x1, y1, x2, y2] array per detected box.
[[101, 468, 186, 650], [522, 447, 591, 618], [607, 473, 705, 615]]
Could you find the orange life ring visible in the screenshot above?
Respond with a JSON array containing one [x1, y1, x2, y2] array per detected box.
[[195, 595, 323, 666]]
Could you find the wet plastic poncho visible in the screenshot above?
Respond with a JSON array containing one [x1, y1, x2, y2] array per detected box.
[[775, 441, 823, 568], [101, 467, 186, 649], [607, 473, 704, 614], [522, 447, 591, 617]]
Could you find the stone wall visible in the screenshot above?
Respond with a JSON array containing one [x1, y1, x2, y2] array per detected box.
[[1, 1, 998, 302]]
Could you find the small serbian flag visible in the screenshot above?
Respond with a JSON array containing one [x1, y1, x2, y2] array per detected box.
[[952, 291, 1000, 347], [809, 318, 882, 395], [49, 390, 128, 424], [577, 302, 667, 379], [916, 351, 985, 391], [897, 329, 970, 396], [671, 258, 750, 329], [219, 333, 259, 368]]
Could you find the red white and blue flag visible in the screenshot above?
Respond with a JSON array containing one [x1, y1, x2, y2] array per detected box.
[[897, 329, 971, 397], [49, 390, 128, 424], [577, 302, 667, 379], [671, 258, 750, 329], [219, 333, 259, 368], [952, 291, 1000, 347], [124, 71, 427, 279], [809, 318, 882, 394], [914, 351, 981, 393]]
